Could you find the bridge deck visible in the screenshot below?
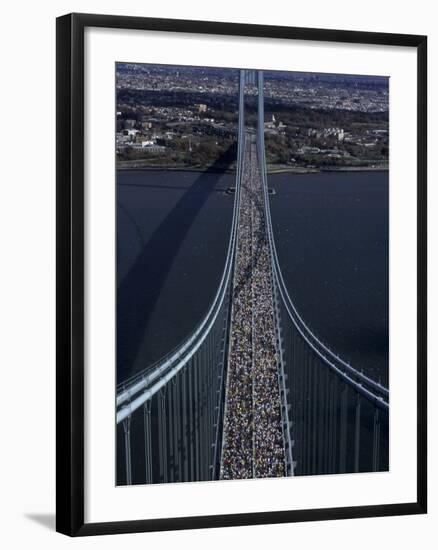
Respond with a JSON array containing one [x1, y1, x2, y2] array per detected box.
[[220, 133, 286, 480]]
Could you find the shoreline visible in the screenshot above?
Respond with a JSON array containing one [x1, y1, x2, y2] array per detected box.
[[268, 165, 389, 174], [117, 164, 389, 175], [117, 164, 236, 174]]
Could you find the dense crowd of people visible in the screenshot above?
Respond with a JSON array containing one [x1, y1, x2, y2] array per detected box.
[[221, 134, 285, 480]]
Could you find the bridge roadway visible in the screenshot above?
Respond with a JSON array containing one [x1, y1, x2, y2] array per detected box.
[[220, 131, 286, 480]]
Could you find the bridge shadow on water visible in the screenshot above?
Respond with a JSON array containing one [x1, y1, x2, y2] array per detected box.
[[117, 146, 237, 384]]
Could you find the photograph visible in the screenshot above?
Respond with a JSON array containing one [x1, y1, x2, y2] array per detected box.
[[115, 63, 389, 486], [0, 2, 430, 544]]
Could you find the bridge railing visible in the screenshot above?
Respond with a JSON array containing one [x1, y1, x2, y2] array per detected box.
[[257, 70, 389, 475], [116, 70, 246, 485]]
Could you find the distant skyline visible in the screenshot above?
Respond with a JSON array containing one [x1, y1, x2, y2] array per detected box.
[[117, 62, 388, 86], [116, 62, 388, 113]]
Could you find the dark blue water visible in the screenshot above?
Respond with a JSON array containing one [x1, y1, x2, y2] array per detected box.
[[117, 169, 235, 384], [117, 169, 388, 386], [269, 171, 389, 385]]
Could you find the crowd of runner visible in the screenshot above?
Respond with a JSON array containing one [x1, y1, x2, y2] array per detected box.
[[221, 135, 285, 480]]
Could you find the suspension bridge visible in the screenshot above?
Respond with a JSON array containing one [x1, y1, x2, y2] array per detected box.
[[116, 70, 389, 485]]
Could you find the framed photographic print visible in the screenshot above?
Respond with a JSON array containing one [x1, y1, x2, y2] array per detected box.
[[56, 13, 427, 536]]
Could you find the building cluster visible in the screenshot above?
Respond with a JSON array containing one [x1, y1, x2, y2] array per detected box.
[[307, 127, 345, 141], [264, 73, 389, 113], [296, 145, 351, 159], [116, 63, 239, 97], [221, 135, 285, 480], [116, 106, 237, 158], [264, 114, 287, 135], [116, 114, 170, 155]]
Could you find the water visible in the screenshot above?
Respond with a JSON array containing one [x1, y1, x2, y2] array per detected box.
[[117, 169, 235, 384], [117, 169, 388, 386], [269, 171, 389, 385]]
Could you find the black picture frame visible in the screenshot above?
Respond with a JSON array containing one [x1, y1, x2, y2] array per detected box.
[[56, 12, 427, 537]]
